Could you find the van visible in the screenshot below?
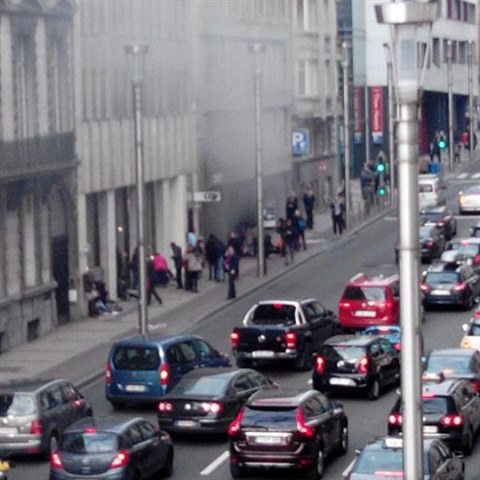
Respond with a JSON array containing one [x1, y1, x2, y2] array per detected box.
[[105, 334, 231, 409], [418, 173, 445, 210]]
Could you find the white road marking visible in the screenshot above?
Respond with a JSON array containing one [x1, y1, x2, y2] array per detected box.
[[342, 458, 357, 477], [384, 216, 397, 222], [148, 323, 167, 330], [200, 450, 229, 476], [472, 172, 480, 179], [457, 172, 469, 179]]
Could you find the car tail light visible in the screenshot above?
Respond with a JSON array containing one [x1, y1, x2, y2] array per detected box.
[[374, 471, 403, 477], [50, 451, 63, 469], [285, 332, 297, 349], [110, 450, 130, 469], [314, 356, 325, 375], [85, 427, 97, 433], [339, 300, 351, 309], [105, 362, 112, 385], [158, 401, 173, 412], [159, 363, 170, 387], [452, 282, 467, 292], [420, 282, 430, 293], [426, 240, 434, 248], [358, 357, 369, 374], [388, 413, 402, 425], [30, 418, 43, 435], [296, 408, 314, 438], [228, 409, 244, 436], [231, 332, 240, 349], [468, 379, 480, 394], [394, 343, 401, 352], [385, 300, 394, 311], [201, 402, 222, 414], [437, 220, 446, 226], [474, 254, 480, 265], [440, 415, 464, 427]]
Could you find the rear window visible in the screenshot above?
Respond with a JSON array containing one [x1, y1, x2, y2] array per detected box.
[[112, 346, 160, 371], [251, 304, 296, 326], [355, 448, 403, 474], [448, 243, 479, 257], [0, 393, 36, 416], [241, 406, 297, 429], [422, 396, 449, 415], [322, 345, 365, 362], [171, 377, 227, 396], [425, 272, 459, 284], [427, 355, 472, 375], [343, 286, 386, 302], [419, 184, 434, 193], [61, 432, 119, 454]]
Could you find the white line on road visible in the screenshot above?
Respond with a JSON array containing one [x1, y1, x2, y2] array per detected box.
[[200, 450, 230, 476], [148, 323, 167, 330], [457, 172, 469, 179], [473, 172, 480, 179]]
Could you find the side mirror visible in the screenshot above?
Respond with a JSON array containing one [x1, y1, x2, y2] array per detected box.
[[462, 323, 469, 332]]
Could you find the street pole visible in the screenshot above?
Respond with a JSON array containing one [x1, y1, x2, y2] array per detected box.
[[384, 44, 396, 205], [375, 2, 437, 478], [447, 39, 454, 171], [249, 43, 265, 278], [342, 41, 351, 229], [125, 44, 149, 338], [467, 41, 474, 162]]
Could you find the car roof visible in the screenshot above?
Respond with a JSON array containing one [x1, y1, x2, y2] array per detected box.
[[429, 348, 476, 358], [426, 262, 462, 273], [420, 206, 447, 214], [111, 334, 204, 348], [64, 416, 146, 435], [323, 334, 376, 347], [179, 367, 243, 381], [247, 389, 314, 407], [365, 436, 435, 452], [421, 378, 464, 396], [450, 237, 480, 245], [346, 272, 398, 287], [0, 378, 66, 394], [255, 299, 317, 306]]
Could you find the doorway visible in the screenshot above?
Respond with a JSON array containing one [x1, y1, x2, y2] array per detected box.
[[51, 235, 69, 324]]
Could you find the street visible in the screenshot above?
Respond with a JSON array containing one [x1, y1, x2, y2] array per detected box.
[[12, 174, 480, 480]]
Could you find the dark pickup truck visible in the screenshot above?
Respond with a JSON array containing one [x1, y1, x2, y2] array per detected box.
[[230, 299, 340, 370]]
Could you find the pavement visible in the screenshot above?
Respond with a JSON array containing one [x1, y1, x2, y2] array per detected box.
[[0, 156, 475, 389]]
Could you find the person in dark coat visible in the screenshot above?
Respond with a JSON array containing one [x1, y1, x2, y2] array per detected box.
[[146, 259, 163, 305], [330, 195, 345, 235], [285, 191, 298, 220], [303, 187, 315, 229], [205, 234, 218, 281], [224, 245, 239, 299], [170, 242, 183, 289]]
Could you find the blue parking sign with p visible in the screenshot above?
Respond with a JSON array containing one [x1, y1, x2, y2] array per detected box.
[[292, 129, 309, 156]]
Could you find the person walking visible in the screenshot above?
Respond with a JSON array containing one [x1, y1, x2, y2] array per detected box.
[[302, 187, 315, 229], [170, 242, 183, 289], [330, 195, 345, 235], [282, 218, 297, 265], [224, 244, 239, 299], [293, 209, 307, 250], [146, 258, 163, 306]]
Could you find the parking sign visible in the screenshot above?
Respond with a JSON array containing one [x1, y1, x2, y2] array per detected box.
[[292, 129, 309, 156]]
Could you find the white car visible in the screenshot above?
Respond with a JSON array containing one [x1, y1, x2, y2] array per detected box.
[[461, 308, 480, 351], [458, 185, 480, 214]]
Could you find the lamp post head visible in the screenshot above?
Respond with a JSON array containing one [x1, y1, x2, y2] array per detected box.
[[341, 41, 350, 69], [124, 44, 149, 84]]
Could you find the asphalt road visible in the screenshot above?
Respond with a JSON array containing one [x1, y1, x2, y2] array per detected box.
[[13, 174, 480, 480]]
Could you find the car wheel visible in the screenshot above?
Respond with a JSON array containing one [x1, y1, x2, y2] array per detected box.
[[338, 423, 349, 455], [44, 431, 58, 459], [462, 429, 473, 455], [366, 378, 380, 401], [236, 358, 251, 369], [230, 463, 246, 479], [306, 447, 324, 479], [160, 447, 174, 478]]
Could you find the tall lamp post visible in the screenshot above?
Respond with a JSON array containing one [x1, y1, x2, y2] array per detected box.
[[383, 43, 396, 205], [467, 41, 474, 162], [249, 43, 266, 278], [342, 41, 351, 228], [125, 44, 149, 337], [447, 39, 454, 171], [375, 2, 436, 479]]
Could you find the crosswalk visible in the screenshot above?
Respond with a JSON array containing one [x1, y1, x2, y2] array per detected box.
[[451, 171, 480, 181]]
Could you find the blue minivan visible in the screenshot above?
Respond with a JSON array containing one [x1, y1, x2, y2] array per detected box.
[[105, 334, 231, 409]]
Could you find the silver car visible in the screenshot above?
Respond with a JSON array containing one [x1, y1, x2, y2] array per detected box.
[[458, 185, 480, 214]]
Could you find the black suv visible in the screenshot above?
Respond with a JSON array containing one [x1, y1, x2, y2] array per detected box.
[[0, 379, 93, 458], [312, 335, 400, 400], [388, 376, 480, 454], [421, 260, 480, 310], [228, 389, 348, 479]]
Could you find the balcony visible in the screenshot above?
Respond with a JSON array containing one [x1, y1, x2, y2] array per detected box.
[[0, 132, 77, 183]]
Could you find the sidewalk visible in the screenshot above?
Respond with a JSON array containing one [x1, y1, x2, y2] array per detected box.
[[0, 181, 400, 388]]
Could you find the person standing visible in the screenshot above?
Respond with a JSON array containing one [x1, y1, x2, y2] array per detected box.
[[215, 238, 226, 281], [170, 242, 183, 289], [293, 209, 307, 250], [285, 191, 298, 220], [205, 234, 218, 281], [186, 245, 203, 293], [330, 195, 345, 235], [302, 187, 315, 229], [224, 245, 239, 299]]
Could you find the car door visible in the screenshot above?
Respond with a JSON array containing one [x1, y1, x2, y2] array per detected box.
[[190, 338, 222, 368], [303, 301, 333, 349], [60, 382, 90, 424], [44, 383, 71, 437], [125, 422, 150, 477], [378, 338, 400, 384], [304, 395, 336, 456], [430, 441, 463, 480], [369, 341, 389, 386], [391, 281, 401, 323], [457, 384, 480, 437], [165, 344, 192, 390], [138, 419, 167, 476]]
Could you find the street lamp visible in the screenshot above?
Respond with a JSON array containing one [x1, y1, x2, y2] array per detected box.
[[383, 43, 396, 205], [467, 41, 474, 162], [342, 41, 351, 228], [375, 2, 437, 479], [125, 44, 149, 337], [249, 42, 266, 278], [447, 39, 454, 171]]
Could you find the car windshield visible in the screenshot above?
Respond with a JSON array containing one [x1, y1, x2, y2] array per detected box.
[[251, 304, 296, 326], [422, 396, 448, 414], [112, 346, 160, 370], [425, 272, 459, 284], [419, 184, 433, 193], [448, 243, 479, 257], [170, 377, 227, 396], [241, 406, 297, 429], [0, 393, 36, 416], [61, 432, 119, 454], [421, 212, 443, 221], [343, 286, 386, 302], [427, 355, 471, 374], [419, 227, 435, 240], [322, 345, 365, 362], [355, 448, 430, 475]]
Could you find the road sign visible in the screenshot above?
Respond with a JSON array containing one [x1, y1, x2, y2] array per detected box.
[[193, 191, 222, 202], [292, 129, 309, 156]]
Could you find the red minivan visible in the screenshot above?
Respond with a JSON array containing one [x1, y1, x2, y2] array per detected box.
[[338, 273, 400, 331]]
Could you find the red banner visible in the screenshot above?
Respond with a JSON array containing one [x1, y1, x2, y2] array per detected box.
[[370, 86, 384, 144]]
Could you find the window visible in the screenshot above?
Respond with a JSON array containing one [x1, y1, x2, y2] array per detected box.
[[295, 0, 317, 31], [125, 425, 142, 446], [432, 38, 440, 67], [138, 421, 156, 440], [296, 59, 319, 97]]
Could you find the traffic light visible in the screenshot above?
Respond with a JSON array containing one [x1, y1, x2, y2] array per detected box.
[[377, 184, 387, 196], [376, 161, 386, 174], [438, 135, 447, 150]]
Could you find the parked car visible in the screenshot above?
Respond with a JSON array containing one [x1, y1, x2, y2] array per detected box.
[[231, 299, 340, 370], [0, 379, 93, 458], [388, 376, 480, 454], [458, 185, 480, 214], [420, 261, 480, 310], [461, 307, 480, 351], [338, 273, 400, 331], [157, 368, 278, 435], [228, 389, 348, 479], [312, 334, 401, 401], [419, 173, 446, 210], [445, 238, 480, 273], [420, 205, 457, 240], [395, 224, 446, 264], [49, 416, 173, 480], [423, 348, 480, 395], [105, 334, 231, 409], [342, 436, 464, 480]]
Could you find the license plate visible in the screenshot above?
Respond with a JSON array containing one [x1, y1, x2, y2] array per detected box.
[[354, 311, 376, 317], [431, 289, 449, 296], [0, 427, 17, 435], [253, 436, 283, 445], [423, 425, 438, 433], [252, 350, 275, 358], [125, 384, 146, 392], [176, 420, 198, 428], [330, 378, 355, 386]]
